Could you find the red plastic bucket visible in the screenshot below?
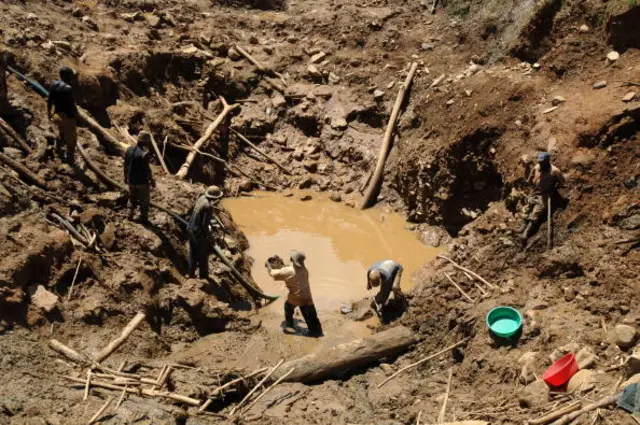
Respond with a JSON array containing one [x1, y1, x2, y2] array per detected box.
[[542, 353, 579, 388]]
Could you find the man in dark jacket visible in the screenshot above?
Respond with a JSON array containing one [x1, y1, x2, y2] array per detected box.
[[188, 186, 222, 279], [47, 67, 78, 163], [124, 131, 155, 223]]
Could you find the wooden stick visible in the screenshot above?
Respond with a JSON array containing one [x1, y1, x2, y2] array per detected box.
[[117, 361, 127, 372], [234, 44, 285, 83], [199, 367, 268, 412], [50, 213, 90, 246], [64, 376, 202, 406], [550, 394, 620, 425], [49, 339, 92, 366], [230, 128, 292, 175], [114, 385, 127, 411], [77, 108, 129, 156], [361, 62, 418, 209], [430, 0, 438, 14], [0, 118, 33, 153], [77, 144, 125, 191], [0, 151, 49, 189], [436, 255, 496, 289], [528, 401, 581, 425], [175, 96, 239, 180], [87, 396, 113, 425], [84, 369, 92, 401], [95, 312, 146, 362], [67, 257, 83, 301], [149, 131, 170, 175], [437, 368, 453, 423], [229, 359, 284, 416], [378, 338, 469, 388], [241, 367, 295, 414], [547, 197, 553, 250], [155, 365, 168, 386], [157, 366, 172, 389], [444, 272, 475, 303]]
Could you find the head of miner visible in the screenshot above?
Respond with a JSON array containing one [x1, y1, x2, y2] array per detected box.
[[137, 131, 151, 149], [368, 270, 382, 289], [205, 185, 223, 203], [290, 250, 306, 269], [537, 152, 551, 171], [59, 67, 75, 85]]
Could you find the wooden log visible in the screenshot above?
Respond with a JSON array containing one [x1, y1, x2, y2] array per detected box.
[[87, 396, 113, 425], [95, 312, 146, 362], [378, 338, 469, 388], [241, 367, 295, 414], [549, 394, 619, 425], [77, 108, 129, 156], [64, 376, 202, 406], [272, 326, 417, 383], [527, 401, 581, 425], [229, 128, 292, 175], [0, 151, 49, 189], [175, 97, 239, 180], [230, 359, 284, 416], [77, 144, 125, 191], [149, 132, 170, 175], [361, 62, 418, 209], [436, 255, 496, 290], [0, 118, 33, 153], [49, 339, 92, 366], [444, 272, 475, 303]]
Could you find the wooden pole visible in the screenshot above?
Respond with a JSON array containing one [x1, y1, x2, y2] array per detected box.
[[444, 272, 475, 303], [527, 401, 581, 425], [437, 368, 453, 423], [229, 128, 292, 175], [241, 368, 295, 414], [361, 62, 418, 209], [549, 394, 619, 425], [87, 396, 113, 425], [546, 197, 553, 250], [0, 151, 49, 189], [436, 255, 495, 289], [77, 108, 129, 156], [149, 132, 170, 175], [0, 118, 33, 153], [175, 97, 239, 180], [229, 359, 284, 416], [95, 312, 146, 362], [378, 338, 469, 388]]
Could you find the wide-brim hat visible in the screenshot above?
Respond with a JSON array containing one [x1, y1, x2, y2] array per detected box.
[[290, 250, 306, 267], [205, 185, 223, 200]]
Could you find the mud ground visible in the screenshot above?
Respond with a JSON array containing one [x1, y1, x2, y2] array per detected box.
[[0, 0, 639, 424]]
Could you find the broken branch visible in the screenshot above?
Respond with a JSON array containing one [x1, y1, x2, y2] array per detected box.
[[198, 367, 268, 412], [67, 257, 83, 302], [437, 368, 453, 423], [87, 396, 113, 425], [528, 401, 581, 425], [234, 44, 286, 84], [437, 255, 496, 289], [361, 62, 418, 209], [229, 359, 284, 416], [444, 272, 475, 303], [149, 131, 170, 175], [241, 367, 295, 414], [95, 312, 146, 362], [0, 117, 33, 153], [550, 394, 619, 425], [378, 338, 469, 388], [230, 128, 292, 175], [0, 151, 49, 189]]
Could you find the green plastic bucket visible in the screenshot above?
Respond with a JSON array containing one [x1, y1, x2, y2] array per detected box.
[[486, 306, 523, 339]]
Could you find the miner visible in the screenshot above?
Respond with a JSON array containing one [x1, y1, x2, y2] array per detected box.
[[367, 260, 406, 316], [187, 186, 223, 279], [123, 131, 155, 223], [47, 67, 78, 163]]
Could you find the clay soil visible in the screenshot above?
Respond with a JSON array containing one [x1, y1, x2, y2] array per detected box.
[[0, 0, 639, 424]]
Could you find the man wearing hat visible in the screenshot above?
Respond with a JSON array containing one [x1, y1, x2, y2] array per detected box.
[[520, 152, 565, 240], [266, 251, 323, 337], [124, 131, 155, 223], [367, 260, 405, 316], [187, 186, 222, 279], [48, 67, 78, 162]]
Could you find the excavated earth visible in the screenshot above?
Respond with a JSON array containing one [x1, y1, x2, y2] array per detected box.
[[0, 0, 639, 424]]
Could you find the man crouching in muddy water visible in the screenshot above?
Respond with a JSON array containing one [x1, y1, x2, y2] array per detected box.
[[519, 152, 565, 241], [265, 251, 323, 337], [367, 260, 407, 318]]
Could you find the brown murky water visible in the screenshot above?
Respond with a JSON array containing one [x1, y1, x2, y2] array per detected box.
[[224, 191, 441, 312]]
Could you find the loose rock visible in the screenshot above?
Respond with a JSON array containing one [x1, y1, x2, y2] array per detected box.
[[627, 346, 640, 375], [330, 193, 342, 202], [373, 89, 385, 100], [552, 96, 566, 106], [606, 51, 620, 63], [81, 16, 99, 31], [579, 24, 589, 33], [307, 64, 322, 80], [272, 94, 287, 109], [145, 13, 161, 28], [622, 92, 637, 102], [567, 369, 597, 393], [227, 47, 241, 60], [421, 43, 434, 51], [593, 80, 607, 89], [612, 324, 638, 349], [32, 285, 58, 313], [310, 51, 327, 64]]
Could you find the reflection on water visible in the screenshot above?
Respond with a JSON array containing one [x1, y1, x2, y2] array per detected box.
[[224, 191, 441, 312]]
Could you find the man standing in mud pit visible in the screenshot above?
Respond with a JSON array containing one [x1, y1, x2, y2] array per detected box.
[[367, 260, 406, 317], [47, 67, 78, 163], [520, 152, 565, 241], [124, 131, 155, 224], [187, 186, 223, 279], [266, 251, 323, 337]]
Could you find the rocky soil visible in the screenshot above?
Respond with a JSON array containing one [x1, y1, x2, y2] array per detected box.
[[0, 0, 639, 424]]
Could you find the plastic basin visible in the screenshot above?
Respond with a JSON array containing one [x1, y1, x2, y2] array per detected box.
[[542, 353, 579, 388], [486, 306, 523, 339]]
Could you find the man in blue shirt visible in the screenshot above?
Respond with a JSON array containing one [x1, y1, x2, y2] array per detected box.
[[367, 260, 406, 316], [124, 131, 155, 223], [47, 67, 78, 163]]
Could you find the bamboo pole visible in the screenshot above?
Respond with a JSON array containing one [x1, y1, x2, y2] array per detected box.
[[378, 338, 469, 388], [444, 272, 475, 303], [241, 368, 295, 414], [95, 312, 146, 362], [149, 132, 170, 175], [229, 359, 283, 416], [361, 62, 418, 209], [229, 128, 292, 175], [436, 255, 496, 289], [175, 96, 239, 180]]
